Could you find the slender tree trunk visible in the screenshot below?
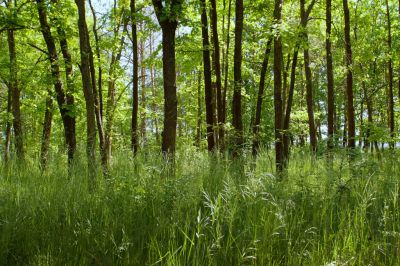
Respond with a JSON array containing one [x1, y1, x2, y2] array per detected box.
[[283, 49, 299, 164], [131, 0, 139, 155], [40, 94, 53, 169], [152, 0, 179, 157], [326, 0, 335, 149], [385, 0, 395, 148], [200, 0, 215, 151], [222, 0, 232, 126], [88, 0, 104, 119], [252, 38, 272, 156], [210, 0, 224, 151], [149, 33, 159, 143], [140, 31, 147, 142], [196, 68, 202, 147], [7, 28, 24, 161], [300, 0, 317, 153], [343, 0, 355, 149], [75, 0, 97, 182], [232, 0, 244, 156], [274, 0, 284, 172]]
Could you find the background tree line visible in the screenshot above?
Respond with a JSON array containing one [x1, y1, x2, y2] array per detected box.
[[0, 0, 399, 177]]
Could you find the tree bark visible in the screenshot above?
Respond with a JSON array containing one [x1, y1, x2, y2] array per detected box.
[[40, 94, 53, 169], [210, 0, 224, 150], [274, 0, 284, 172], [300, 0, 317, 153], [131, 0, 139, 155], [75, 0, 98, 182], [222, 0, 232, 127], [200, 0, 215, 151], [7, 28, 24, 161], [152, 0, 180, 157], [326, 0, 335, 149], [385, 0, 395, 148], [343, 0, 355, 149], [232, 0, 244, 156], [252, 38, 272, 156], [283, 48, 299, 164]]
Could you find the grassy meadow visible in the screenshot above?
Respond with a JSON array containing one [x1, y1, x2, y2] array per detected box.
[[1, 147, 400, 265]]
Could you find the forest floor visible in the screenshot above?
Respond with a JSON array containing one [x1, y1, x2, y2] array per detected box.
[[1, 147, 399, 265]]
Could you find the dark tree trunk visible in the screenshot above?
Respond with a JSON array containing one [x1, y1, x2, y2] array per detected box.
[[326, 0, 335, 149], [300, 0, 317, 153], [196, 68, 202, 147], [385, 0, 395, 148], [343, 0, 355, 148], [232, 0, 244, 156], [200, 0, 215, 151], [75, 0, 98, 182], [37, 0, 77, 166], [7, 28, 24, 161], [252, 38, 272, 156], [273, 0, 284, 172], [283, 49, 299, 164], [210, 0, 224, 150], [40, 94, 53, 169], [152, 0, 180, 157], [131, 0, 139, 155], [222, 0, 232, 127]]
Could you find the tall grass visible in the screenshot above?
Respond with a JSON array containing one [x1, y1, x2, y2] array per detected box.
[[1, 147, 400, 265]]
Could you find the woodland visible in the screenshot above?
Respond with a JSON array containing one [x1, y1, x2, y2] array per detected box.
[[1, 0, 400, 264]]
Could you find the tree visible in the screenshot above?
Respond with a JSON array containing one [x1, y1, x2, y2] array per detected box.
[[326, 0, 335, 149], [200, 0, 215, 151], [343, 0, 355, 149], [210, 0, 224, 150], [273, 0, 284, 172], [75, 0, 98, 181], [232, 0, 244, 156], [385, 0, 394, 148], [152, 0, 182, 157], [36, 0, 76, 167], [131, 0, 139, 155], [252, 38, 272, 156]]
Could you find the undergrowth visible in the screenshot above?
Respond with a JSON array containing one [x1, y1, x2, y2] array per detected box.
[[1, 147, 400, 265]]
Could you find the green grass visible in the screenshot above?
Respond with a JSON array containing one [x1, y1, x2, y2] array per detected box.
[[1, 147, 400, 265]]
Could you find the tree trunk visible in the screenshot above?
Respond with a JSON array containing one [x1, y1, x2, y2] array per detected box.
[[200, 0, 215, 151], [273, 0, 284, 172], [385, 0, 395, 148], [75, 0, 98, 182], [300, 0, 317, 153], [326, 0, 335, 149], [152, 0, 179, 157], [131, 0, 139, 155], [283, 48, 299, 164], [343, 0, 355, 149], [252, 38, 272, 156], [222, 0, 232, 127], [196, 68, 202, 147], [210, 0, 224, 150], [232, 0, 244, 156], [40, 94, 53, 169], [7, 28, 24, 161], [140, 30, 147, 142]]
